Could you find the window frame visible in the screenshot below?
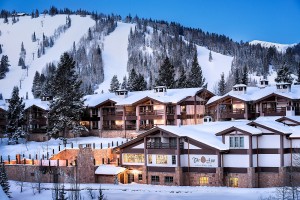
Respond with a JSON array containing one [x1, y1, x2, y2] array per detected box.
[[229, 136, 245, 149], [164, 176, 173, 184], [200, 176, 209, 185]]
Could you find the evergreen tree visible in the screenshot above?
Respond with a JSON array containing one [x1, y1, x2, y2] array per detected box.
[[3, 14, 8, 23], [18, 57, 25, 68], [109, 75, 120, 92], [32, 32, 36, 42], [0, 45, 2, 54], [218, 72, 226, 96], [128, 68, 138, 91], [6, 86, 25, 143], [187, 52, 205, 88], [88, 28, 92, 40], [296, 62, 300, 83], [58, 185, 67, 200], [121, 76, 128, 90], [275, 64, 293, 83], [32, 71, 42, 98], [0, 163, 11, 198], [234, 67, 240, 85], [241, 65, 248, 85], [20, 42, 26, 55], [47, 53, 87, 141], [177, 65, 188, 88], [209, 50, 213, 62], [0, 55, 10, 79], [35, 9, 39, 18], [0, 93, 3, 100], [155, 57, 175, 88], [135, 74, 147, 91], [98, 186, 105, 200]]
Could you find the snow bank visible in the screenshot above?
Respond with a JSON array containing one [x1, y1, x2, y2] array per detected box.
[[0, 186, 9, 200]]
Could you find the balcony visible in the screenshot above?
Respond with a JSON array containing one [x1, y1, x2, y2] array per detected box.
[[102, 111, 123, 116], [139, 110, 163, 120], [102, 125, 123, 130], [263, 107, 286, 116], [125, 125, 136, 130], [147, 142, 183, 149], [220, 108, 245, 119], [139, 124, 164, 130]]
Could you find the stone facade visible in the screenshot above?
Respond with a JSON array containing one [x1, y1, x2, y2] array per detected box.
[[183, 172, 221, 186]]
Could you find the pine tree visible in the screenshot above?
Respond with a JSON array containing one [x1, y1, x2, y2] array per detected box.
[[0, 163, 11, 198], [18, 57, 25, 68], [3, 14, 8, 23], [109, 75, 120, 92], [32, 71, 42, 98], [0, 45, 2, 54], [128, 68, 138, 91], [241, 65, 248, 85], [136, 74, 147, 91], [7, 86, 25, 143], [234, 67, 240, 85], [177, 66, 187, 88], [0, 93, 3, 100], [20, 42, 26, 56], [58, 185, 67, 200], [155, 56, 175, 88], [32, 32, 36, 42], [275, 64, 293, 83], [35, 9, 39, 18], [0, 55, 10, 79], [188, 52, 205, 88], [218, 72, 226, 96], [209, 50, 213, 62], [121, 76, 128, 90], [88, 28, 92, 41], [98, 186, 105, 200], [296, 62, 300, 83], [47, 53, 87, 141]]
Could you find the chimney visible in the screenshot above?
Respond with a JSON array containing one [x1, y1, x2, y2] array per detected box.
[[232, 84, 247, 95], [276, 83, 291, 93], [115, 89, 128, 98], [258, 79, 269, 89], [153, 86, 167, 96]]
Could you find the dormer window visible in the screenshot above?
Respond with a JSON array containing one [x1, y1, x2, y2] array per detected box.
[[232, 84, 247, 94], [154, 86, 167, 93], [115, 89, 128, 98], [276, 83, 291, 93]]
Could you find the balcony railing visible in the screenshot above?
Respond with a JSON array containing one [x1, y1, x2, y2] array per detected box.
[[139, 124, 164, 130], [139, 110, 164, 116], [263, 107, 286, 116], [125, 125, 136, 130], [102, 111, 123, 116], [147, 142, 183, 149], [102, 125, 123, 130]]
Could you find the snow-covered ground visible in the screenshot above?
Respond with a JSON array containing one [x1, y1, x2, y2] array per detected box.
[[249, 40, 296, 53], [8, 181, 277, 200], [0, 137, 126, 160], [0, 15, 95, 99], [0, 186, 9, 200], [95, 22, 135, 94]]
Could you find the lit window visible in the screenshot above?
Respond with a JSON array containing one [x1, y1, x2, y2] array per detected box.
[[164, 176, 173, 184], [123, 154, 144, 163], [156, 155, 168, 164], [229, 136, 244, 149], [148, 155, 152, 164], [200, 177, 209, 185], [230, 177, 238, 187]]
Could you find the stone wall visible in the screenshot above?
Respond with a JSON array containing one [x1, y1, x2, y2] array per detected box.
[[183, 172, 221, 186], [99, 130, 138, 139]]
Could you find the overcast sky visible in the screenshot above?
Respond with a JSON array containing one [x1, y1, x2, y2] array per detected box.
[[1, 0, 300, 44]]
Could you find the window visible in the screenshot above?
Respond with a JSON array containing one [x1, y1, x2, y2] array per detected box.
[[148, 155, 152, 164], [200, 177, 209, 185], [172, 155, 176, 165], [138, 174, 143, 181], [92, 121, 98, 129], [164, 176, 173, 184], [229, 177, 238, 187], [92, 108, 98, 116], [229, 136, 244, 148], [151, 176, 160, 184], [123, 154, 145, 163], [156, 155, 168, 164], [169, 138, 177, 148], [128, 173, 134, 183]]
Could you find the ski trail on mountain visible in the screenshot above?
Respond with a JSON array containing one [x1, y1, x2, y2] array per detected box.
[[95, 22, 135, 93]]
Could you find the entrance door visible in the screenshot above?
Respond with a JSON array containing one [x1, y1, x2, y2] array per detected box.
[[127, 173, 134, 183], [229, 177, 238, 187]]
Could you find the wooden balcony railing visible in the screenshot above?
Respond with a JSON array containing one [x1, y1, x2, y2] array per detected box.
[[102, 125, 123, 130], [139, 124, 164, 130], [139, 110, 164, 116], [147, 142, 183, 149], [263, 107, 286, 116], [125, 125, 136, 130], [102, 111, 123, 116]]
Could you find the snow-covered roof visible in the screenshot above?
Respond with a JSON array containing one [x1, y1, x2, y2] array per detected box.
[[230, 125, 262, 135], [279, 116, 300, 123], [95, 164, 126, 175], [0, 100, 7, 111], [85, 87, 209, 107], [289, 126, 300, 138], [233, 84, 247, 87], [255, 116, 282, 122], [207, 84, 300, 105], [251, 120, 292, 134], [23, 99, 49, 110]]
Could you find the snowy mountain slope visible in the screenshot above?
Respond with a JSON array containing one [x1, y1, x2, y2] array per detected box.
[[196, 46, 233, 90], [249, 40, 296, 53], [95, 22, 135, 94], [0, 15, 95, 99]]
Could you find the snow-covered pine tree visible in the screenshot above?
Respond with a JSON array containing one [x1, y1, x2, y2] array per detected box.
[[47, 52, 87, 141], [0, 93, 3, 100], [32, 32, 37, 42], [121, 76, 128, 90], [6, 86, 25, 143], [177, 65, 188, 88], [32, 71, 42, 98], [109, 75, 120, 92], [0, 44, 2, 54], [20, 42, 26, 56], [188, 52, 205, 88], [275, 64, 293, 83], [218, 72, 226, 96], [241, 65, 248, 85], [136, 74, 147, 91], [209, 50, 213, 62], [234, 67, 240, 85], [0, 55, 10, 79], [296, 62, 300, 83], [155, 56, 175, 88], [0, 163, 11, 198], [35, 9, 39, 18], [128, 68, 138, 91], [18, 57, 25, 69]]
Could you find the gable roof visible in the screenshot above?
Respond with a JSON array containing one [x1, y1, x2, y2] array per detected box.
[[215, 125, 262, 136], [276, 116, 300, 125], [248, 120, 292, 135], [23, 99, 49, 111]]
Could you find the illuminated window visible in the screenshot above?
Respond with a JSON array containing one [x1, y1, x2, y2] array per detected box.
[[229, 136, 244, 148], [230, 177, 238, 187], [148, 155, 152, 164], [123, 154, 144, 163], [156, 155, 168, 164], [200, 177, 209, 185]]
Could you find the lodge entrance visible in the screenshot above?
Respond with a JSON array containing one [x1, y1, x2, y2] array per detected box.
[[127, 173, 134, 183]]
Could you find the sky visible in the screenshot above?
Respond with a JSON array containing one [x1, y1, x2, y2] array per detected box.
[[1, 0, 300, 44]]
